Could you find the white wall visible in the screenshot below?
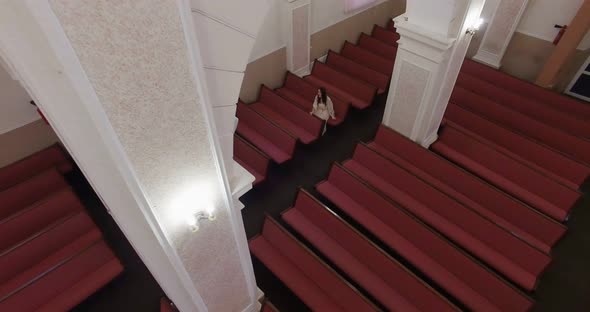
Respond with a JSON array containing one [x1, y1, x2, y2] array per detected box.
[[0, 61, 38, 134], [248, 0, 286, 62], [248, 0, 390, 62], [517, 0, 590, 49]]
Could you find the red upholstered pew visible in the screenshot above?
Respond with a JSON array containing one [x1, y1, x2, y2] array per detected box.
[[233, 135, 271, 186], [305, 62, 377, 110], [0, 189, 83, 252], [451, 86, 590, 165], [461, 59, 590, 121], [341, 41, 394, 75], [236, 102, 297, 164], [432, 125, 582, 222], [0, 241, 122, 312], [317, 164, 534, 312], [343, 144, 552, 291], [370, 125, 567, 254], [445, 105, 590, 190], [358, 33, 398, 60], [371, 25, 399, 46], [0, 212, 101, 298], [249, 216, 379, 311], [0, 141, 122, 312], [275, 72, 349, 126], [456, 73, 590, 139], [0, 168, 69, 220], [0, 144, 72, 191], [326, 50, 389, 94], [250, 86, 323, 144], [282, 190, 459, 312]]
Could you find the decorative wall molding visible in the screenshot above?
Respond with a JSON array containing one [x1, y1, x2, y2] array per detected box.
[[473, 0, 530, 69], [284, 0, 312, 75]]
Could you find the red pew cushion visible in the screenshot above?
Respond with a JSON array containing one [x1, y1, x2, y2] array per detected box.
[[251, 86, 323, 144], [233, 135, 270, 186], [456, 73, 590, 139], [358, 33, 398, 59], [249, 217, 377, 311], [283, 190, 458, 312], [0, 241, 123, 312], [236, 102, 297, 164], [0, 168, 69, 221], [451, 86, 590, 165], [432, 125, 581, 221], [0, 189, 83, 252], [461, 59, 590, 120], [345, 144, 552, 291], [371, 125, 567, 254], [317, 164, 534, 311], [444, 104, 590, 189], [371, 25, 400, 46], [0, 145, 72, 191], [341, 42, 394, 75], [326, 50, 389, 93]]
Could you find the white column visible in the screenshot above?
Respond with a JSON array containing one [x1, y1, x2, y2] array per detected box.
[[0, 0, 263, 311], [383, 0, 486, 147], [473, 0, 529, 68]]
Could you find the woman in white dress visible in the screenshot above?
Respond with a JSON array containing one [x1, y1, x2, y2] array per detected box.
[[310, 87, 336, 135]]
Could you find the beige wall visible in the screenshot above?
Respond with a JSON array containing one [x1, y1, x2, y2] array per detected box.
[[239, 0, 405, 103], [491, 31, 589, 92], [0, 120, 59, 168], [311, 0, 405, 60], [240, 48, 287, 103], [469, 30, 589, 93]]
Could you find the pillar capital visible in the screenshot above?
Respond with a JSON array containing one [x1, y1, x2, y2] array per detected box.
[[394, 14, 456, 63]]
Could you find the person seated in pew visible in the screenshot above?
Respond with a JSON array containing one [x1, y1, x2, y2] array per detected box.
[[310, 87, 336, 135]]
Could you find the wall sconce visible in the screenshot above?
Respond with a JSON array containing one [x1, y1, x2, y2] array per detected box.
[[466, 18, 484, 36], [187, 211, 216, 232]]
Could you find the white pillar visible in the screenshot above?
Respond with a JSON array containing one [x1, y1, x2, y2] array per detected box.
[[473, 0, 529, 68], [0, 1, 262, 311], [383, 0, 486, 147]]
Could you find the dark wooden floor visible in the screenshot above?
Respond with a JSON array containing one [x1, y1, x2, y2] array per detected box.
[[240, 93, 590, 312]]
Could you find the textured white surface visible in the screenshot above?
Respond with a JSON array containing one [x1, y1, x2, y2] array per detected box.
[[50, 1, 250, 311], [390, 60, 430, 136], [482, 0, 527, 54], [203, 68, 244, 108]]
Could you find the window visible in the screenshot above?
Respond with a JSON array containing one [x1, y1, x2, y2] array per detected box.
[[344, 0, 378, 13]]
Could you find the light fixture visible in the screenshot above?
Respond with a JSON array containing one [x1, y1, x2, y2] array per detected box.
[[187, 210, 216, 232], [170, 182, 217, 232], [466, 18, 484, 36]]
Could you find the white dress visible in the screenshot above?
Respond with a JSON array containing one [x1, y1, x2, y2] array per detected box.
[[311, 95, 336, 134]]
